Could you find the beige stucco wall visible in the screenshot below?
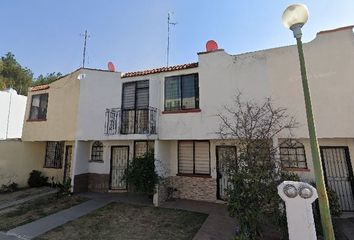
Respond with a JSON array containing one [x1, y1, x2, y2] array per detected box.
[[0, 140, 45, 187], [0, 140, 74, 187], [22, 71, 81, 141]]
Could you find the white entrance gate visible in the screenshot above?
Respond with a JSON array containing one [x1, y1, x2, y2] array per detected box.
[[216, 146, 236, 200], [110, 146, 129, 190]]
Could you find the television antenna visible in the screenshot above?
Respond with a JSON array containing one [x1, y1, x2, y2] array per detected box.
[[167, 12, 177, 67], [80, 30, 90, 68]]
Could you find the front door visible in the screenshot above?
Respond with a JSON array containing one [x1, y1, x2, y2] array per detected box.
[[320, 147, 354, 211], [216, 146, 236, 200], [63, 145, 72, 182], [110, 146, 129, 190]]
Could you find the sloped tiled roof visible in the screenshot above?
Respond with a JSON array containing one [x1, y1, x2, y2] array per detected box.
[[122, 62, 198, 78], [30, 84, 50, 92]]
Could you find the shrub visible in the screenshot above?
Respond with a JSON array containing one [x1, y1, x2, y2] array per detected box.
[[56, 178, 72, 197], [0, 182, 19, 193], [28, 170, 48, 187], [310, 183, 341, 237], [124, 152, 159, 195], [218, 94, 298, 239]]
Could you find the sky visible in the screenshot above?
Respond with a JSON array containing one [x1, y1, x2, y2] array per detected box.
[[1, 0, 354, 77]]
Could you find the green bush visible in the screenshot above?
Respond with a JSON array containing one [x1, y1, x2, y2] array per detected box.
[[56, 178, 72, 197], [310, 183, 341, 237], [124, 152, 159, 195], [0, 182, 19, 193], [28, 170, 48, 187]]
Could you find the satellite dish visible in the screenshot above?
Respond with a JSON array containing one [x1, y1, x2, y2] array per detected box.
[[77, 74, 86, 80], [108, 62, 116, 72], [206, 40, 218, 52]]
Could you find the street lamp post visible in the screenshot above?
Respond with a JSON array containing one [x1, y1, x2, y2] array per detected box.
[[282, 4, 335, 240]]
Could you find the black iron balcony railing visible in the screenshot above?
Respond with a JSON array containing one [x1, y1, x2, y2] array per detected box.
[[104, 107, 157, 135]]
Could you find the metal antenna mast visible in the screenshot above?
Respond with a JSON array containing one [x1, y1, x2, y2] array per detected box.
[[167, 12, 177, 67], [80, 30, 90, 68]]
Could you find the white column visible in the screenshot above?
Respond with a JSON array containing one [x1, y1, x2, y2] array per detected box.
[[278, 181, 318, 240]]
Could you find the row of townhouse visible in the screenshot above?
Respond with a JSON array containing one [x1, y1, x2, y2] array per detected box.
[[17, 25, 354, 210]]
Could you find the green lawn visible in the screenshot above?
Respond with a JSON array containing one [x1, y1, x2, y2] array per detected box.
[[36, 202, 208, 240], [0, 194, 87, 231]]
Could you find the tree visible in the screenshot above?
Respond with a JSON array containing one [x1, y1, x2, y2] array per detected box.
[[217, 93, 299, 239], [32, 72, 62, 86], [0, 52, 33, 95]]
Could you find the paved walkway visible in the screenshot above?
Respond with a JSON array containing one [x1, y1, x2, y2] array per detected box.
[[162, 199, 237, 240]]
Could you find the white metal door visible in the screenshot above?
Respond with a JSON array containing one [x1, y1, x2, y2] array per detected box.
[[110, 146, 129, 190], [216, 146, 236, 200]]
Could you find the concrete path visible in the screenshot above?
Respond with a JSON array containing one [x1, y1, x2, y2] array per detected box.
[[0, 187, 57, 210], [6, 197, 111, 240], [162, 199, 237, 240]]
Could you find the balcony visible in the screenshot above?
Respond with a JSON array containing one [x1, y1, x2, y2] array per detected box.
[[104, 107, 157, 135]]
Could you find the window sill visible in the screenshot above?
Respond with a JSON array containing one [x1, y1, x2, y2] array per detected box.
[[176, 173, 211, 178], [283, 168, 310, 172], [27, 119, 47, 122], [89, 160, 104, 163], [162, 109, 201, 114]]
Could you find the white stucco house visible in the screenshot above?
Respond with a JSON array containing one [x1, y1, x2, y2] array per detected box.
[[18, 25, 354, 211], [0, 88, 27, 140]]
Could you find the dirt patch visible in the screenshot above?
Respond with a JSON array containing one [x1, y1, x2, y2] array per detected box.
[[36, 202, 208, 240], [0, 194, 87, 231]]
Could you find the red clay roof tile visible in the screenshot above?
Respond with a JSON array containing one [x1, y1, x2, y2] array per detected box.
[[30, 84, 50, 92], [122, 62, 198, 78]]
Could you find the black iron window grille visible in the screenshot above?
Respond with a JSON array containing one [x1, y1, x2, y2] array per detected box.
[[29, 93, 48, 120], [104, 108, 120, 135], [44, 141, 64, 168], [280, 139, 307, 169], [91, 141, 103, 162], [120, 107, 157, 134], [164, 73, 199, 111]]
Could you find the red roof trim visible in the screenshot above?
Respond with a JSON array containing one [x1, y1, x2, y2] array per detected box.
[[317, 25, 354, 35], [30, 85, 50, 92], [122, 62, 198, 78]]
